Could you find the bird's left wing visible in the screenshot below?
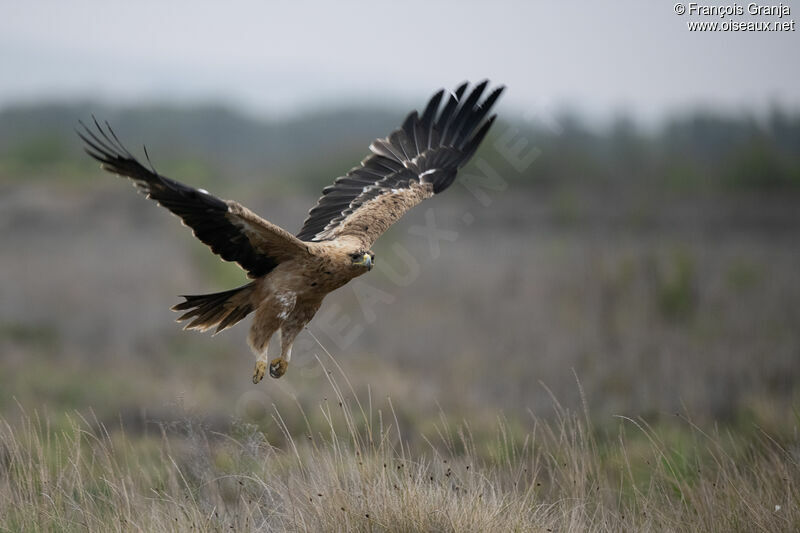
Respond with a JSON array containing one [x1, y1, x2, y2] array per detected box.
[[296, 81, 504, 249], [78, 119, 308, 278]]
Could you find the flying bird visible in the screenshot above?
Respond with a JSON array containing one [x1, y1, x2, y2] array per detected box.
[[78, 81, 504, 383]]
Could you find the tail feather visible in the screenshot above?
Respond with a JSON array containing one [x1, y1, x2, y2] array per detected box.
[[172, 282, 256, 334]]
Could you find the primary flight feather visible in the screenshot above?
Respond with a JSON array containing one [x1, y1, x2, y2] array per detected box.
[[79, 81, 504, 382]]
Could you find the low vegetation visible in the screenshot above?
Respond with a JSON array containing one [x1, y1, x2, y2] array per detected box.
[[1, 366, 798, 532]]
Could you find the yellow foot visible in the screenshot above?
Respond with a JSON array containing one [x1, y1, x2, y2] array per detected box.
[[253, 361, 267, 384], [269, 358, 288, 379]]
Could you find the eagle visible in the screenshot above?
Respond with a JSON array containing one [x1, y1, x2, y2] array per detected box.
[[78, 81, 503, 383]]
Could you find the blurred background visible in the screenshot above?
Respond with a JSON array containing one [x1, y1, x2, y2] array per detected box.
[[1, 1, 799, 443]]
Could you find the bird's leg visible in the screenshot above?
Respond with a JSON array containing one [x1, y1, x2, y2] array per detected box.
[[269, 323, 301, 379], [268, 350, 289, 379], [249, 312, 279, 384], [253, 361, 268, 384]]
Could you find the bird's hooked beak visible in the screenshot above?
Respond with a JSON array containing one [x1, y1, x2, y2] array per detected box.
[[354, 253, 373, 270]]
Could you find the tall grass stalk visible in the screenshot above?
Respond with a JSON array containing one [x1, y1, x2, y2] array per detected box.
[[1, 365, 798, 531]]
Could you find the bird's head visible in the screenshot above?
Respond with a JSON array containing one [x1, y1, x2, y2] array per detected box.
[[349, 250, 375, 271]]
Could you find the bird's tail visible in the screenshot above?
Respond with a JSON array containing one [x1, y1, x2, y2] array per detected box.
[[172, 282, 257, 335]]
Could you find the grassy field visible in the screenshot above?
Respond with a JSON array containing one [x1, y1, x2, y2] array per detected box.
[[2, 105, 799, 530], [2, 360, 799, 532], [2, 185, 799, 530]]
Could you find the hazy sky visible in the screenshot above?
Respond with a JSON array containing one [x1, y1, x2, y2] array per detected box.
[[2, 1, 799, 121]]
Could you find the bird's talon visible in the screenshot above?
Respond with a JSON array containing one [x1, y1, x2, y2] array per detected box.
[[253, 361, 267, 384], [269, 358, 288, 379]]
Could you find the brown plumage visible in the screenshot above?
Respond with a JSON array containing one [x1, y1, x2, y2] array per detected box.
[[78, 81, 503, 382]]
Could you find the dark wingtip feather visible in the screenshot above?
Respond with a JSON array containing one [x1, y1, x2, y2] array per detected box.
[[102, 120, 128, 154], [442, 80, 489, 146], [473, 79, 490, 93], [142, 144, 158, 174], [460, 114, 497, 164], [453, 85, 505, 149], [453, 81, 469, 97], [420, 89, 444, 124], [435, 81, 472, 140], [401, 111, 417, 134]]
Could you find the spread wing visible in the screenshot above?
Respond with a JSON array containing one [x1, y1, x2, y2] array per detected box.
[[78, 119, 308, 278], [296, 80, 504, 248]]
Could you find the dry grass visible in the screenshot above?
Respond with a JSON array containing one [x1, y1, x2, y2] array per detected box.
[[1, 365, 799, 532]]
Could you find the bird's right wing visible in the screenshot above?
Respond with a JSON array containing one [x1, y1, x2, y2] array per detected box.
[[78, 119, 309, 278], [296, 81, 503, 249]]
